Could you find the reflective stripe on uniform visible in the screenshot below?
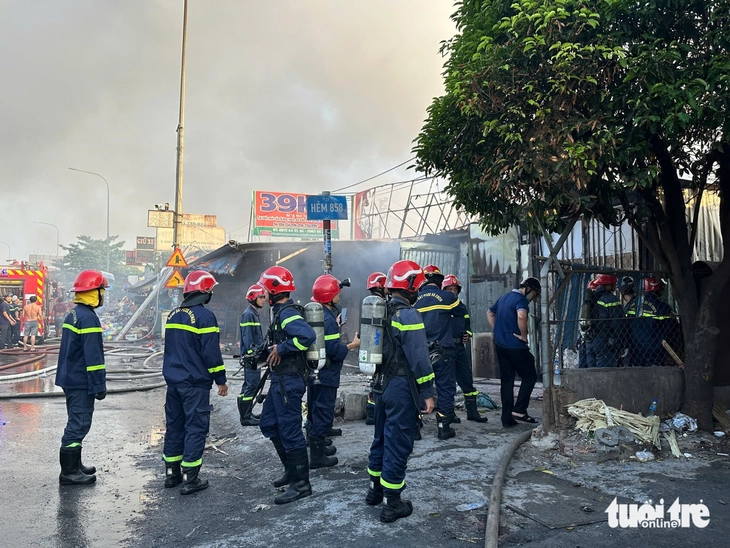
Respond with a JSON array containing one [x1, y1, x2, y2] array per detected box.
[[464, 390, 479, 397], [324, 333, 340, 340], [391, 321, 425, 332], [367, 468, 381, 477], [416, 372, 435, 385], [181, 458, 202, 468], [292, 337, 307, 351], [166, 323, 220, 335], [281, 315, 304, 329], [63, 324, 103, 334], [164, 454, 183, 463], [416, 300, 461, 313], [596, 301, 621, 307], [641, 313, 672, 320], [240, 321, 261, 327], [207, 365, 225, 374], [86, 364, 105, 372], [381, 478, 405, 490], [65, 442, 82, 448]]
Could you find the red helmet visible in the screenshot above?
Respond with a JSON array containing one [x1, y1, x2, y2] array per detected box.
[[644, 277, 666, 293], [246, 283, 266, 302], [312, 274, 342, 303], [423, 264, 442, 276], [258, 266, 296, 295], [594, 274, 618, 286], [441, 274, 461, 292], [72, 270, 109, 292], [386, 260, 425, 292], [183, 270, 218, 294], [587, 278, 600, 291], [366, 272, 387, 290]]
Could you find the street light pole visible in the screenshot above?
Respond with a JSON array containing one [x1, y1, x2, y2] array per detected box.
[[33, 221, 60, 257], [173, 0, 189, 250], [0, 241, 10, 261], [68, 167, 110, 271]]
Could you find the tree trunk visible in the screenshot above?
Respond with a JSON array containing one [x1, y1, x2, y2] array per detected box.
[[679, 279, 723, 431]]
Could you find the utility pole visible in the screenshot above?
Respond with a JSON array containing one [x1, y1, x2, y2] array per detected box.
[[173, 0, 188, 250]]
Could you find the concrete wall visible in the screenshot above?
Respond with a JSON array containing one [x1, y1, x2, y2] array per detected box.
[[557, 367, 685, 418]]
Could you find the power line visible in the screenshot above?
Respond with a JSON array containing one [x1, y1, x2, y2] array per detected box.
[[332, 157, 416, 192]]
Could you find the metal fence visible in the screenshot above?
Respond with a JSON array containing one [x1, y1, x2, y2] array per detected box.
[[547, 269, 684, 371]]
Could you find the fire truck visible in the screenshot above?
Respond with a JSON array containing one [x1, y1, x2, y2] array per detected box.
[[0, 262, 57, 343]]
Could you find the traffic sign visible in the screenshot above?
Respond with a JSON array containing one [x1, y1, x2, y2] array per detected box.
[[306, 194, 348, 221], [165, 248, 188, 268], [165, 269, 185, 288]]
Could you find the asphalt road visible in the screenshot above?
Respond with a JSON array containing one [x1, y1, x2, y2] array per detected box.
[[2, 355, 729, 547]]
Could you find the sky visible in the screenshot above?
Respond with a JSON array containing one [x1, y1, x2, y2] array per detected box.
[[0, 0, 456, 262]]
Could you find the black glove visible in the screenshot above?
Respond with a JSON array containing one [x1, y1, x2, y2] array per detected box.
[[95, 391, 106, 401]]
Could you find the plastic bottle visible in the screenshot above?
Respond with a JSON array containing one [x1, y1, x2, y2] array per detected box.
[[553, 357, 561, 386], [647, 398, 658, 417]]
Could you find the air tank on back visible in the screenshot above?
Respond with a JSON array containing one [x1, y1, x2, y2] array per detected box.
[[359, 295, 387, 375], [303, 301, 327, 369]]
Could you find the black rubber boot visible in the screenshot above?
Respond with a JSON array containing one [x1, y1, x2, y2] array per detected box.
[[237, 396, 260, 427], [309, 437, 338, 469], [78, 447, 96, 475], [325, 437, 333, 446], [164, 461, 183, 488], [451, 414, 462, 424], [414, 416, 423, 441], [275, 449, 311, 504], [365, 400, 375, 426], [437, 412, 456, 440], [327, 427, 342, 437], [271, 437, 290, 488], [380, 489, 413, 523], [324, 443, 337, 456], [59, 447, 96, 485], [180, 465, 209, 495], [465, 395, 488, 423], [365, 473, 383, 505]]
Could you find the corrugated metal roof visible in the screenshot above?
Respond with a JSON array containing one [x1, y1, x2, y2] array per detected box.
[[188, 245, 246, 276]]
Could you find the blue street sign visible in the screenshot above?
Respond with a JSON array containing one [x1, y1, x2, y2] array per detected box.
[[306, 194, 348, 221]]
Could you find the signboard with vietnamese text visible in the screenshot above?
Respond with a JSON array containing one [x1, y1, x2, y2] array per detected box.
[[253, 191, 340, 238], [136, 236, 156, 250], [305, 194, 348, 221]]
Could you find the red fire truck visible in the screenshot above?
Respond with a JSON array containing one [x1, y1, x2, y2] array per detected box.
[[0, 262, 56, 342]]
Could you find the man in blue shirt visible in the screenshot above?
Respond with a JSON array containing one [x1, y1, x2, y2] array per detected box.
[[487, 277, 541, 427]]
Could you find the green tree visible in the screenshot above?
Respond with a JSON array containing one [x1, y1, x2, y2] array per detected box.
[[57, 235, 138, 293], [414, 0, 730, 429]]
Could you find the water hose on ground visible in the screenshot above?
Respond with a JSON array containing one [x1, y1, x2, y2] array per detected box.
[[0, 381, 167, 399], [485, 429, 533, 548]]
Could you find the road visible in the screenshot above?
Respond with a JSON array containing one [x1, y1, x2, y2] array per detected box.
[[1, 353, 729, 547]]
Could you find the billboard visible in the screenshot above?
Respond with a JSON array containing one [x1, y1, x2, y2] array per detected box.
[[353, 189, 375, 240], [252, 191, 340, 238]]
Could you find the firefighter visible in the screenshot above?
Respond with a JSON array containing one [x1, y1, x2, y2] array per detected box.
[[366, 260, 435, 523], [634, 278, 681, 366], [9, 295, 22, 347], [441, 275, 487, 423], [309, 275, 361, 469], [257, 265, 316, 505], [577, 278, 600, 368], [162, 270, 228, 495], [237, 284, 267, 427], [415, 264, 467, 439], [618, 276, 638, 366], [585, 274, 624, 367], [55, 270, 108, 485], [364, 271, 387, 426]]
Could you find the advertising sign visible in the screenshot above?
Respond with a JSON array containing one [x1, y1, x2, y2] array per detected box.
[[253, 191, 340, 238], [136, 236, 156, 250]]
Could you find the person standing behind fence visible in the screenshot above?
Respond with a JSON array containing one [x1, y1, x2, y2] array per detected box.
[[585, 274, 623, 368], [487, 278, 541, 427], [633, 278, 681, 366]]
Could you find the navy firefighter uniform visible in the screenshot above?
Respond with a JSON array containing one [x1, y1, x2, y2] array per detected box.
[[415, 265, 467, 438], [162, 273, 227, 494], [367, 287, 435, 522], [309, 307, 348, 436], [56, 269, 109, 486], [238, 297, 264, 426]]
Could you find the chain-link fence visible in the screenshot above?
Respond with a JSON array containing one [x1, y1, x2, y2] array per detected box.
[[549, 270, 684, 370]]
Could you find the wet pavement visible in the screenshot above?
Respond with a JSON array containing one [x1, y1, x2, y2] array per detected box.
[[2, 349, 730, 547]]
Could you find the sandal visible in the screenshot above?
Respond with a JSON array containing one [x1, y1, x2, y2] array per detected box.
[[512, 413, 537, 424]]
